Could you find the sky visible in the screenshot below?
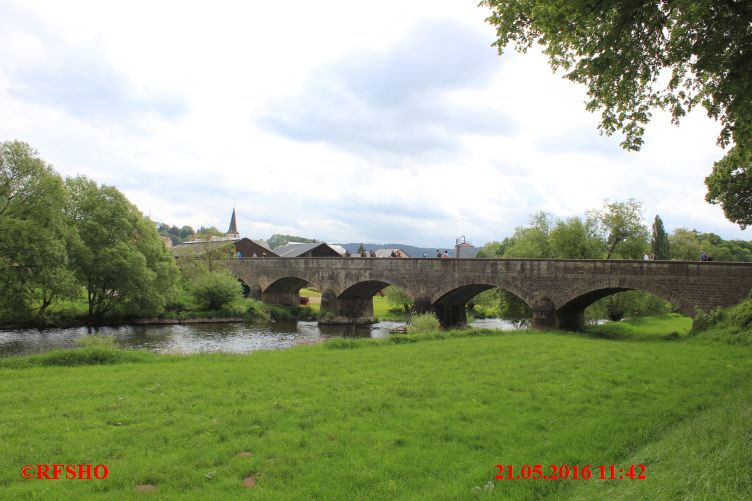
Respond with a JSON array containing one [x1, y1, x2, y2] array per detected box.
[[0, 0, 748, 248]]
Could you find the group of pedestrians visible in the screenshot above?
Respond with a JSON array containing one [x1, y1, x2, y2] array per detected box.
[[436, 250, 449, 258], [700, 251, 713, 261]]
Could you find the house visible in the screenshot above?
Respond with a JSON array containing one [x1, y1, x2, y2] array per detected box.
[[373, 248, 411, 258], [272, 242, 341, 257], [172, 237, 277, 258], [328, 244, 348, 256]]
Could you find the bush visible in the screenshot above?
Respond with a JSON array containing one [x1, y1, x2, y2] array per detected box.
[[691, 307, 725, 335], [190, 271, 242, 310], [407, 313, 441, 334]]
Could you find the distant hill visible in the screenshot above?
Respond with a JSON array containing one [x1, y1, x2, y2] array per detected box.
[[263, 236, 477, 258], [267, 234, 318, 249]]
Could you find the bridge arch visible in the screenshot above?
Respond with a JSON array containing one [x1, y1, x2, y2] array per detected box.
[[555, 277, 693, 330], [320, 276, 415, 326], [429, 281, 535, 329], [261, 274, 319, 307], [431, 279, 535, 308]]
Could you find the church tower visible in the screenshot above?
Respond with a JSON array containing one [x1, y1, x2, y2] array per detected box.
[[226, 208, 240, 239]]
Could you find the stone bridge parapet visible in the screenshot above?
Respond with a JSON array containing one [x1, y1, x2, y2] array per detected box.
[[225, 257, 752, 330]]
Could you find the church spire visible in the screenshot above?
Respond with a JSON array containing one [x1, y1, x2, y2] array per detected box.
[[226, 208, 239, 238]]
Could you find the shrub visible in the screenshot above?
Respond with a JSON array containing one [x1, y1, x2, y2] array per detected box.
[[190, 271, 242, 310], [691, 307, 725, 335], [407, 313, 440, 334]]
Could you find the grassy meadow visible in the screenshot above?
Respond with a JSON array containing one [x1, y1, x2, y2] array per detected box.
[[1, 315, 751, 499]]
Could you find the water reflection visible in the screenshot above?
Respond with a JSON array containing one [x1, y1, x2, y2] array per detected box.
[[0, 318, 515, 356]]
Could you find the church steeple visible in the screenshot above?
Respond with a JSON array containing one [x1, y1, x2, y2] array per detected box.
[[226, 208, 239, 239]]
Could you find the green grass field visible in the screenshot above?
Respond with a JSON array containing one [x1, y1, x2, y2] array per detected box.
[[1, 315, 750, 499]]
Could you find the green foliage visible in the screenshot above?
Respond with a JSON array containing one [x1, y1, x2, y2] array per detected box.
[[668, 227, 752, 261], [497, 289, 532, 326], [190, 271, 243, 310], [587, 291, 673, 322], [587, 198, 649, 259], [194, 225, 225, 240], [669, 227, 704, 260], [157, 223, 195, 245], [0, 140, 77, 323], [475, 240, 507, 258], [549, 215, 604, 258], [651, 215, 671, 260], [267, 234, 317, 249], [406, 312, 440, 333], [383, 285, 412, 312], [706, 145, 752, 228], [263, 304, 317, 321], [482, 1, 752, 228], [356, 243, 365, 254], [503, 211, 552, 258], [691, 299, 752, 345], [65, 176, 178, 321]]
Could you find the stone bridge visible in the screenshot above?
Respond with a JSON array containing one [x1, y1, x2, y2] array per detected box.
[[226, 257, 752, 330]]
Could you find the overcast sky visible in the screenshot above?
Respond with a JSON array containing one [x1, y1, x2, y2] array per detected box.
[[1, 0, 747, 247]]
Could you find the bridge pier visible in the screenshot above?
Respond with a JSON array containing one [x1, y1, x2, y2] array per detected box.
[[433, 304, 467, 329], [556, 308, 585, 331], [319, 290, 376, 325], [531, 298, 556, 330], [261, 291, 298, 306]]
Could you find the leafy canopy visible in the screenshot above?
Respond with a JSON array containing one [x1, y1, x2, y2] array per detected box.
[[0, 141, 77, 322], [482, 0, 752, 226]]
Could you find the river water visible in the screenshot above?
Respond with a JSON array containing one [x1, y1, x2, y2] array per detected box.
[[0, 318, 516, 356]]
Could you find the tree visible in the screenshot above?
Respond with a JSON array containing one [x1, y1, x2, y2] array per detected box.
[[482, 1, 752, 226], [383, 285, 412, 312], [668, 228, 703, 261], [587, 199, 648, 259], [0, 141, 77, 323], [503, 211, 553, 258], [65, 176, 177, 321], [549, 216, 605, 259], [357, 243, 365, 254], [267, 234, 317, 249], [650, 215, 671, 260], [195, 226, 225, 240], [475, 240, 508, 258]]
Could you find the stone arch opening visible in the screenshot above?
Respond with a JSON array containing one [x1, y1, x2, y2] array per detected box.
[[321, 279, 407, 326], [262, 276, 310, 306], [431, 284, 534, 329], [556, 284, 686, 331]]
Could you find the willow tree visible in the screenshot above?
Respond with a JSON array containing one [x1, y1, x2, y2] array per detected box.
[[65, 176, 178, 321], [0, 141, 76, 323], [482, 1, 752, 226]]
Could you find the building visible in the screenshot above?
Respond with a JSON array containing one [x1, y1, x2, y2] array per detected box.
[[373, 248, 411, 258], [171, 209, 278, 258], [328, 244, 348, 256], [226, 208, 240, 239], [172, 237, 277, 258], [272, 242, 341, 257]]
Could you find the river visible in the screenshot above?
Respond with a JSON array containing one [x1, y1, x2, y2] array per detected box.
[[0, 318, 517, 356]]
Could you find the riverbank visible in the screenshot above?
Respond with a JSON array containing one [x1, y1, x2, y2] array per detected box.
[[1, 315, 750, 499], [0, 297, 318, 331]]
